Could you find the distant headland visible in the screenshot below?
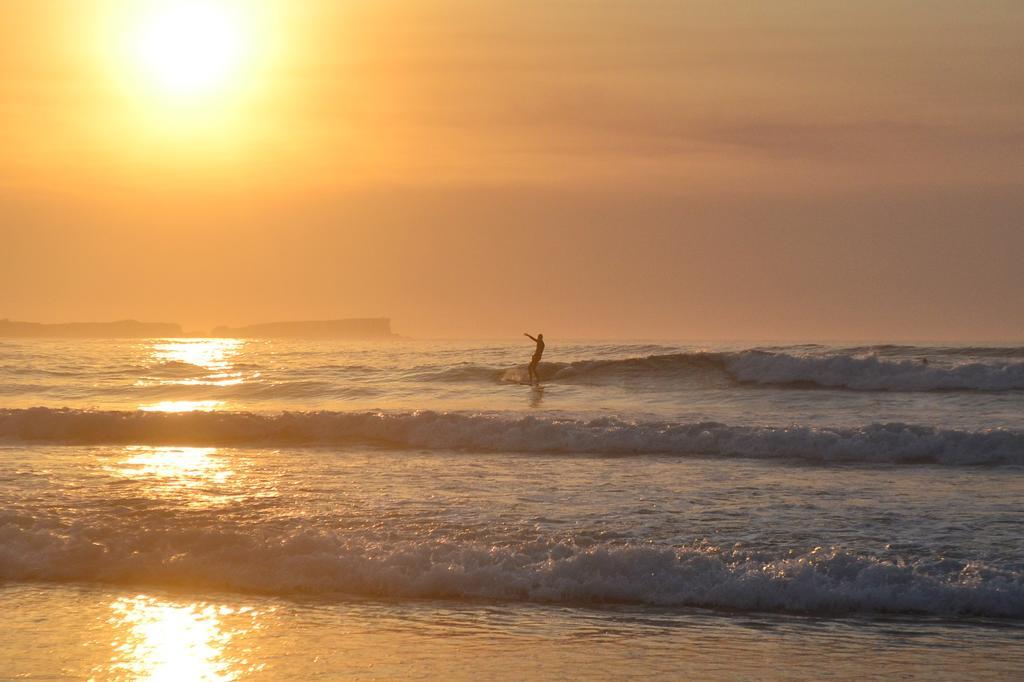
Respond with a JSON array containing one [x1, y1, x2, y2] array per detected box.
[[0, 318, 396, 339], [0, 319, 183, 338]]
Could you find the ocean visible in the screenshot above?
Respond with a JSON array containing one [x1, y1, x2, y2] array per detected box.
[[1, 338, 1022, 679]]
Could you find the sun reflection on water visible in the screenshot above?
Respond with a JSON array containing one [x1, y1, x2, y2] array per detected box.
[[153, 338, 243, 372], [139, 400, 225, 412], [101, 596, 263, 681], [115, 446, 230, 485], [105, 446, 249, 507], [137, 338, 251, 394]]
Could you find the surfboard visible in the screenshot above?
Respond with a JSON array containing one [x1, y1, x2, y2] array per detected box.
[[501, 367, 531, 383], [501, 366, 544, 387]]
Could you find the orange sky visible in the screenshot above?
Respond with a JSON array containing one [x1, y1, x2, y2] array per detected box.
[[2, 1, 1022, 339]]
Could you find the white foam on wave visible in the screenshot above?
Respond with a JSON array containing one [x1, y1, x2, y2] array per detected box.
[[484, 350, 1024, 391], [0, 517, 1020, 617], [725, 351, 1024, 391], [1, 408, 1022, 465]]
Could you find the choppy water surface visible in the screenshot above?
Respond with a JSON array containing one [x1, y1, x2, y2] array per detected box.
[[1, 338, 1022, 678]]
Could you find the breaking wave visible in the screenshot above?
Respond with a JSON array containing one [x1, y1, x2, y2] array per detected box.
[[2, 408, 1022, 465], [486, 350, 1024, 392], [0, 517, 1020, 617], [7, 347, 1023, 396], [724, 351, 1024, 392]]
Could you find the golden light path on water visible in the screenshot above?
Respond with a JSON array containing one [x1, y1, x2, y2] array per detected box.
[[94, 444, 272, 677], [102, 596, 266, 681], [108, 446, 234, 504], [103, 443, 274, 509], [139, 400, 226, 412], [139, 338, 249, 412], [152, 338, 243, 374], [152, 338, 247, 386]]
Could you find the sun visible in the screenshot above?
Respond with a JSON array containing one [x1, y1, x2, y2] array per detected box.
[[103, 0, 278, 150], [130, 1, 251, 101]]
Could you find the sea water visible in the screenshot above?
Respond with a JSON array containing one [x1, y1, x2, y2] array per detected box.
[[1, 338, 1022, 679]]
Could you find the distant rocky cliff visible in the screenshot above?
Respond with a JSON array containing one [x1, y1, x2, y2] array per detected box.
[[211, 318, 395, 339], [0, 318, 396, 339], [0, 319, 183, 338]]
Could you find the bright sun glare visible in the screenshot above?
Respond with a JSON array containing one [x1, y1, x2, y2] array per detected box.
[[131, 1, 251, 100]]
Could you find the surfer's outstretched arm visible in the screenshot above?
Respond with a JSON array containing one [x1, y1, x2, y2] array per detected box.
[[524, 333, 537, 342]]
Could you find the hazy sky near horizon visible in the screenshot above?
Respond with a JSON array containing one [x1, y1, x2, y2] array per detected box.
[[2, 1, 1023, 339]]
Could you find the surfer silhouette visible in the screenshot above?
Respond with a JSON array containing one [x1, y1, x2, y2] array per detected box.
[[524, 333, 545, 384]]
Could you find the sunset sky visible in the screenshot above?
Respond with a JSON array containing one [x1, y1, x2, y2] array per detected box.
[[2, 0, 1022, 339]]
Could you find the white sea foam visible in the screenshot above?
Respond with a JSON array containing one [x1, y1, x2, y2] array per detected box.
[[491, 350, 1024, 391], [724, 351, 1024, 391], [0, 518, 1019, 617], [2, 408, 1022, 465]]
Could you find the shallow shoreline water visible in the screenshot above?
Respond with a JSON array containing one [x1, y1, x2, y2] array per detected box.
[[6, 584, 1024, 680]]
